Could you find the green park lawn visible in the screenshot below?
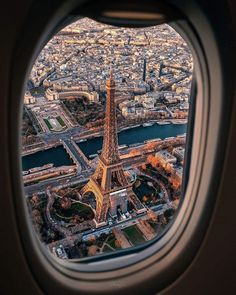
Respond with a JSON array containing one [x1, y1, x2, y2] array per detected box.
[[44, 118, 53, 130], [56, 116, 66, 127], [122, 225, 146, 246]]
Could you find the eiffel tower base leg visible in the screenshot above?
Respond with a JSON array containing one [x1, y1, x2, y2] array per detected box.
[[93, 219, 107, 228]]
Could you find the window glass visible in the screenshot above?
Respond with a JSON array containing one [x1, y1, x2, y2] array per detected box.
[[22, 17, 193, 260]]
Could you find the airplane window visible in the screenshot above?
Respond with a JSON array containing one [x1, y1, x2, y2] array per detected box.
[[21, 17, 193, 261]]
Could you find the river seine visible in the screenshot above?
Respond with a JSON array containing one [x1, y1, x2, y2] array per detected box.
[[22, 123, 187, 170]]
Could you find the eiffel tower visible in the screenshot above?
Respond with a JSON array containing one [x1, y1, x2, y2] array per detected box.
[[81, 71, 145, 227]]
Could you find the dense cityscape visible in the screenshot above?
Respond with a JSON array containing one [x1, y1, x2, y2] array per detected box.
[[22, 18, 193, 260]]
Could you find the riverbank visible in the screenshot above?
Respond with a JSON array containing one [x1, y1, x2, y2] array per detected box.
[[22, 123, 187, 170], [78, 123, 187, 158]]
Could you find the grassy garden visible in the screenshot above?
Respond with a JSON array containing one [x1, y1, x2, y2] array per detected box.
[[122, 225, 146, 245], [56, 116, 66, 127], [53, 199, 94, 223], [44, 118, 53, 130]]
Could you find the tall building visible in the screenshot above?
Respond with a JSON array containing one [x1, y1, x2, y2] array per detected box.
[[143, 58, 147, 82], [158, 61, 164, 78], [81, 71, 145, 227], [24, 91, 36, 105]]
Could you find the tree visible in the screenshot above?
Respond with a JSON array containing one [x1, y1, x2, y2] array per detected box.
[[60, 196, 72, 210], [31, 193, 40, 207], [88, 245, 99, 256], [147, 155, 159, 168], [87, 235, 96, 245], [115, 239, 121, 248], [141, 164, 146, 170], [142, 195, 149, 203]]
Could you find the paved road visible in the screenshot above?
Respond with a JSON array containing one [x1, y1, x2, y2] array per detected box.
[[46, 202, 173, 251], [63, 139, 89, 171], [24, 173, 91, 196], [39, 125, 84, 143]]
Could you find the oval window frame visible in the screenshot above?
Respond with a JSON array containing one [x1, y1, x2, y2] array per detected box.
[[8, 0, 228, 294]]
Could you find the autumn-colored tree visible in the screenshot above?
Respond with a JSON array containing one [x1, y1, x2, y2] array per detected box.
[[115, 239, 121, 248], [60, 196, 72, 210], [88, 235, 96, 244], [147, 155, 159, 167], [165, 163, 172, 173], [141, 164, 146, 170], [88, 245, 99, 256], [31, 193, 40, 207], [142, 195, 149, 203]]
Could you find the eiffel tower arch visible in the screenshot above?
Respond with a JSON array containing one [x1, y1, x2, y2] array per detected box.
[[81, 71, 146, 227]]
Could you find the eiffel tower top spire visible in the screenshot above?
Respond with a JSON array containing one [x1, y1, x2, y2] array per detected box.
[[106, 69, 115, 88], [100, 70, 120, 165]]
